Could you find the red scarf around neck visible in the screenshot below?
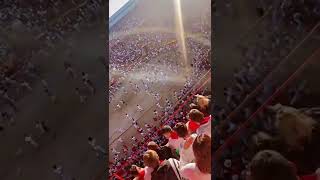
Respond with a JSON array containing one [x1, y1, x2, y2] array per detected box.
[[188, 116, 211, 132]]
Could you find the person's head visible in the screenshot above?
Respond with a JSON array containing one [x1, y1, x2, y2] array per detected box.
[[173, 122, 188, 138], [276, 106, 316, 148], [52, 165, 57, 169], [250, 131, 274, 154], [147, 141, 159, 151], [249, 150, 297, 180], [193, 134, 211, 174], [143, 150, 160, 169], [160, 125, 173, 139], [129, 165, 141, 177], [188, 109, 204, 123], [195, 94, 210, 110]]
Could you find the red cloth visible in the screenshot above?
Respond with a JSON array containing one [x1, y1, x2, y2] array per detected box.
[[137, 169, 146, 180], [188, 116, 211, 132], [113, 173, 125, 180], [300, 174, 317, 180], [170, 131, 179, 139]]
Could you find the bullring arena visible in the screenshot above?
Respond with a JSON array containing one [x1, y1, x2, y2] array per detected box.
[[108, 0, 211, 178]]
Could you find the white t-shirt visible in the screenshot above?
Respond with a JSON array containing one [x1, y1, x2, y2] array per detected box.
[[180, 163, 211, 180], [196, 116, 211, 137], [179, 134, 197, 166], [168, 137, 184, 151]]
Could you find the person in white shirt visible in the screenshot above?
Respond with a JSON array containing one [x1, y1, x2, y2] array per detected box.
[[137, 104, 143, 112], [180, 134, 211, 180], [160, 125, 184, 151], [196, 115, 211, 138], [173, 122, 197, 166]]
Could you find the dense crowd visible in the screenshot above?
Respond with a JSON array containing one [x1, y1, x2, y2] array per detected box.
[[212, 0, 320, 179], [108, 1, 212, 179], [0, 0, 104, 131], [0, 0, 106, 179], [109, 94, 212, 180], [108, 2, 211, 103]]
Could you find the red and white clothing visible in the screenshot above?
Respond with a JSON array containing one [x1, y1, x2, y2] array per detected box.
[[179, 134, 197, 166], [167, 131, 184, 150], [180, 163, 211, 180], [187, 115, 212, 137]]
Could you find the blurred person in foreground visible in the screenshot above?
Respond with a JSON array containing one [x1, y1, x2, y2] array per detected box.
[[180, 134, 211, 180], [144, 150, 181, 180], [274, 104, 320, 174], [248, 150, 320, 180]]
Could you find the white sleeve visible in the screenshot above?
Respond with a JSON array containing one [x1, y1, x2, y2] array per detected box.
[[144, 167, 154, 180], [180, 163, 194, 179]]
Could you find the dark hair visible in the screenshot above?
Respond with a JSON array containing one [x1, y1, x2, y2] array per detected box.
[[193, 134, 211, 174], [160, 125, 172, 134], [188, 109, 204, 122], [173, 122, 188, 138], [249, 150, 297, 180]]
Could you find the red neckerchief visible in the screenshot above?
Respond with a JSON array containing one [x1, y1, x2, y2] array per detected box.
[[138, 169, 145, 180], [170, 131, 179, 139], [188, 115, 211, 132]]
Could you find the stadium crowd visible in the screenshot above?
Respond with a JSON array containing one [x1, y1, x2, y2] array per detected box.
[[0, 0, 106, 179], [212, 0, 320, 180], [0, 0, 104, 132], [108, 1, 212, 179], [109, 94, 212, 180]]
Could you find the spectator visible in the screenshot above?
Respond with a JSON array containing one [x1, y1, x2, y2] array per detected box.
[[144, 150, 181, 180], [174, 122, 197, 166], [160, 125, 184, 152], [180, 134, 211, 180], [147, 141, 174, 161]]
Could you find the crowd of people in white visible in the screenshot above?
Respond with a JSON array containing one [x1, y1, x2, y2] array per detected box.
[[108, 1, 211, 179]]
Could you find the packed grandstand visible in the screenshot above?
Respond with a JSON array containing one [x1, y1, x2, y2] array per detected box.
[[108, 0, 211, 179], [108, 0, 320, 179]]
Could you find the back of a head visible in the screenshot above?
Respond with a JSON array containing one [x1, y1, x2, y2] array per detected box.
[[193, 134, 211, 174], [147, 141, 159, 151], [143, 150, 160, 169], [251, 132, 274, 153], [173, 122, 188, 138], [195, 94, 210, 109], [161, 125, 173, 134], [249, 150, 297, 180], [276, 108, 316, 147], [188, 109, 204, 123]]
